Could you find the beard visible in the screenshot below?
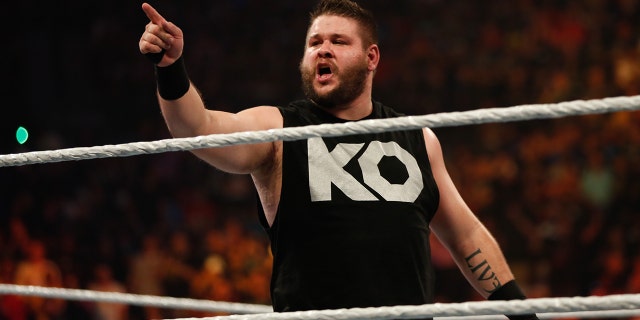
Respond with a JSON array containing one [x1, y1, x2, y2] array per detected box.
[[300, 60, 369, 109]]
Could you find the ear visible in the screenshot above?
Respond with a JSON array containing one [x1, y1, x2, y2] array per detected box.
[[367, 44, 380, 72]]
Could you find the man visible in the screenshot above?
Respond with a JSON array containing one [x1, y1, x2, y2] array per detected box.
[[138, 0, 538, 318]]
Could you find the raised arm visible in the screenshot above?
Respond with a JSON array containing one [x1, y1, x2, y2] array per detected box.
[[138, 3, 282, 174], [424, 128, 538, 319]]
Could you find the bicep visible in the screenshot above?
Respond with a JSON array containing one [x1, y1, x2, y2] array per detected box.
[[192, 106, 283, 174]]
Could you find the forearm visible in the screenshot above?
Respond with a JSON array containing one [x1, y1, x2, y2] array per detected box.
[[154, 56, 212, 138], [158, 84, 213, 138], [448, 226, 538, 320], [449, 224, 515, 298]]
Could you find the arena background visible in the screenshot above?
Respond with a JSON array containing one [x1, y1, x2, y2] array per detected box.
[[1, 1, 639, 319]]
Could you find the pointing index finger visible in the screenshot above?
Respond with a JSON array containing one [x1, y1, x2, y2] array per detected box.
[[142, 2, 165, 25]]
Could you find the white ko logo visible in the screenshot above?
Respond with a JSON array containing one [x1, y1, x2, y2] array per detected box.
[[308, 137, 424, 202]]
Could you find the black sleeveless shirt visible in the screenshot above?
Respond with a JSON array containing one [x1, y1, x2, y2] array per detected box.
[[258, 99, 440, 313]]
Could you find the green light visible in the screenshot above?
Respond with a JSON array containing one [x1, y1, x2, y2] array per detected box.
[[16, 126, 29, 144]]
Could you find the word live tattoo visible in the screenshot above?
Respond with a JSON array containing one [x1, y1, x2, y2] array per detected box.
[[465, 248, 502, 294]]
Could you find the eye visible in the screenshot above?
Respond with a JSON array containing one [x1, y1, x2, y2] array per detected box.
[[309, 40, 321, 47]]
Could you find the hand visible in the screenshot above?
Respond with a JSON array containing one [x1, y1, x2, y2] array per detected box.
[[139, 2, 184, 66]]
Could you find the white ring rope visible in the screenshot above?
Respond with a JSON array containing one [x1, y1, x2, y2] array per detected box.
[[1, 95, 639, 168], [169, 294, 640, 320], [444, 309, 640, 320], [0, 284, 272, 314], [1, 284, 639, 319]]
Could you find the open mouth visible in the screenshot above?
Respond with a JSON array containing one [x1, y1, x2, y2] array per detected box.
[[318, 66, 332, 76], [316, 63, 333, 82]]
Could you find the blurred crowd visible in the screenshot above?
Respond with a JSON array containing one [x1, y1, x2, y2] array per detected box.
[[2, 1, 640, 319]]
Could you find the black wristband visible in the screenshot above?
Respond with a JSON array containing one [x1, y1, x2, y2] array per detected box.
[[154, 56, 190, 100], [145, 50, 165, 64], [488, 280, 527, 301], [489, 280, 539, 320]]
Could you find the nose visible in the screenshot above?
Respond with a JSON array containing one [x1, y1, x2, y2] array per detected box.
[[317, 41, 333, 58]]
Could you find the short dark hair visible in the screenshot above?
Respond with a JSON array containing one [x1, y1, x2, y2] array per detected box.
[[309, 0, 378, 47]]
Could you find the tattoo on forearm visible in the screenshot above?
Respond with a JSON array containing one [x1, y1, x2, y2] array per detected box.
[[465, 248, 502, 294]]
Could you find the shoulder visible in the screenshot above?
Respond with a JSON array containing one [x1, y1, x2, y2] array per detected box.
[[236, 105, 283, 127], [276, 99, 333, 127], [421, 127, 446, 169], [422, 127, 440, 146], [276, 99, 314, 115], [373, 100, 406, 118]]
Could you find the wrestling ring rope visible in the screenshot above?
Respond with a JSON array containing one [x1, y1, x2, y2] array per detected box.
[[0, 284, 639, 319], [2, 95, 640, 319], [1, 95, 639, 167]]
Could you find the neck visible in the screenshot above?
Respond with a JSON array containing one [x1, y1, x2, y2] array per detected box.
[[315, 87, 374, 121]]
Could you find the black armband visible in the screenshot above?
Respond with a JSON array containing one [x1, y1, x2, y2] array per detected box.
[[154, 56, 190, 100], [488, 280, 527, 301], [145, 50, 165, 64], [489, 280, 539, 320]]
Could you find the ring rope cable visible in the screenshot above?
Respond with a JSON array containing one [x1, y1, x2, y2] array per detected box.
[[0, 284, 272, 314], [172, 294, 640, 320], [443, 309, 640, 320], [1, 95, 639, 168], [1, 284, 639, 319]]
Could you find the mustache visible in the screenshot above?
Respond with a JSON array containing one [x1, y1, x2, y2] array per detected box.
[[299, 59, 338, 75]]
